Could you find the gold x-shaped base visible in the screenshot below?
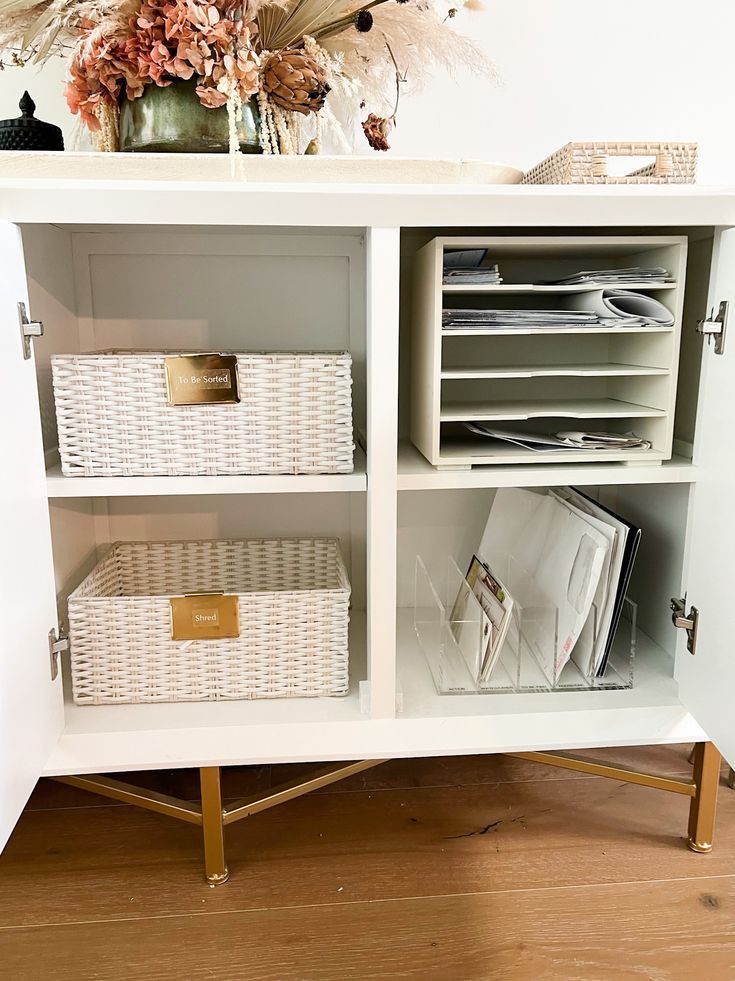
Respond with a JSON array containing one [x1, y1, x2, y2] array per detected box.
[[53, 742, 720, 884], [508, 741, 721, 854], [55, 759, 387, 884]]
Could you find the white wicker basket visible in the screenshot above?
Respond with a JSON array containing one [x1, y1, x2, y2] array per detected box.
[[68, 538, 351, 704], [522, 142, 697, 185], [51, 351, 354, 476]]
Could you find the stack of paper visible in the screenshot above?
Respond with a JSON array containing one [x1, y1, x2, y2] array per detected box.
[[464, 424, 653, 452], [444, 269, 502, 285], [477, 488, 640, 680], [556, 431, 652, 450], [541, 266, 673, 286], [442, 309, 599, 329], [443, 248, 502, 285]]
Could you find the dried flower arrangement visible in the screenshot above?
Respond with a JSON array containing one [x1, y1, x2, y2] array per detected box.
[[0, 0, 488, 153]]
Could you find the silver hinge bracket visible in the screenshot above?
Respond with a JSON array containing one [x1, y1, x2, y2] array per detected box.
[[18, 301, 44, 360], [670, 597, 699, 655], [696, 300, 728, 355], [48, 628, 68, 681]]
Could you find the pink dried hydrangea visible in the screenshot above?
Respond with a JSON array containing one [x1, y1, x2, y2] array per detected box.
[[65, 0, 260, 129], [65, 29, 142, 130]]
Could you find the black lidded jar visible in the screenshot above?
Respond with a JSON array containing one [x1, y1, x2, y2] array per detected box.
[[0, 91, 64, 151]]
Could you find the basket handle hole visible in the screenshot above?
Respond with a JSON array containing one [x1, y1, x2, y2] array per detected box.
[[594, 153, 670, 178]]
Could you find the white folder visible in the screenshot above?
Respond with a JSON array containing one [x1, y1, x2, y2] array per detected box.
[[479, 488, 609, 680]]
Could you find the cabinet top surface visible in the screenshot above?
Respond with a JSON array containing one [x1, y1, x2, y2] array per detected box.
[[1, 153, 735, 227]]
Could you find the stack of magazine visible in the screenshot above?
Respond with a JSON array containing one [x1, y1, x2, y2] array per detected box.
[[456, 487, 640, 683], [540, 266, 673, 287], [442, 309, 599, 329], [443, 248, 502, 286]]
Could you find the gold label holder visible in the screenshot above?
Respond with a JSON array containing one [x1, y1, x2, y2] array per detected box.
[[170, 593, 240, 641], [165, 353, 239, 406]]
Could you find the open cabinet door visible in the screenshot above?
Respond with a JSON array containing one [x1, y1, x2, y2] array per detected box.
[[0, 221, 64, 850], [677, 226, 735, 768]]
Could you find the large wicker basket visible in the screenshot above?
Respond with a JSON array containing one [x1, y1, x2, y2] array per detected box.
[[51, 351, 354, 476], [68, 538, 351, 704], [522, 142, 697, 185]]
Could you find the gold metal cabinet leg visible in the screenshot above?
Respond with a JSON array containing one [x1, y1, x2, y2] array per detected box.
[[200, 767, 229, 885], [688, 742, 721, 853]]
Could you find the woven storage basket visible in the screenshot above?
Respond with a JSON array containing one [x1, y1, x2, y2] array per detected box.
[[522, 142, 697, 185], [68, 538, 351, 704], [51, 351, 354, 476]]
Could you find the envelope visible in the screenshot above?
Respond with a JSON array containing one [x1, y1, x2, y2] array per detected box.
[[479, 488, 609, 680]]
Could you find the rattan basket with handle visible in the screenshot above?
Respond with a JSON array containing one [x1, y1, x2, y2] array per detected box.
[[522, 142, 697, 185]]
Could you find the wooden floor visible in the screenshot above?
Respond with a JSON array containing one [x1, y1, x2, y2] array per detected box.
[[1, 745, 734, 980]]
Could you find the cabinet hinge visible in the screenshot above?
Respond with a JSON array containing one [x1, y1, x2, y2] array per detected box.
[[696, 300, 728, 355], [48, 628, 68, 681], [18, 301, 44, 360], [670, 597, 699, 655]]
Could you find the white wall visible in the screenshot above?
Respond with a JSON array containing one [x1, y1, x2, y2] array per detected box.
[[1, 0, 733, 184]]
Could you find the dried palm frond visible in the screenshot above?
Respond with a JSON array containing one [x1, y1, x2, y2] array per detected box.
[[257, 0, 358, 51]]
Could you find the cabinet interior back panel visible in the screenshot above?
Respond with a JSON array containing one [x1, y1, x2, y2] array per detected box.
[[101, 493, 367, 609], [85, 252, 350, 351], [23, 225, 368, 452]]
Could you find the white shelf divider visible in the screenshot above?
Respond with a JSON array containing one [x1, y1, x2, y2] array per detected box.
[[441, 325, 675, 337], [442, 281, 677, 294], [440, 363, 670, 380], [439, 398, 667, 423], [365, 227, 400, 719]]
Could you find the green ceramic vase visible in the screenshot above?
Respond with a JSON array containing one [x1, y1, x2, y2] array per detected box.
[[119, 79, 262, 153]]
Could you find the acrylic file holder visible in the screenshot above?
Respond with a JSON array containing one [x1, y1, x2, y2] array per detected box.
[[414, 555, 635, 694]]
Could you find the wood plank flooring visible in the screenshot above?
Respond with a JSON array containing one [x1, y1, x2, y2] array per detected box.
[[1, 745, 734, 980]]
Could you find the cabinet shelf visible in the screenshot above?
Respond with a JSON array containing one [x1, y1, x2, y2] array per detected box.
[[395, 610, 699, 732], [41, 612, 705, 775], [442, 282, 677, 295], [45, 447, 367, 498], [440, 363, 670, 380], [44, 615, 368, 772], [439, 397, 666, 423]]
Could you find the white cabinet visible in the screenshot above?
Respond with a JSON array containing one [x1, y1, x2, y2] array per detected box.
[[1, 173, 735, 854]]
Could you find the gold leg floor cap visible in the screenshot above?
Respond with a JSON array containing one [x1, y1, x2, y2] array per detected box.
[[206, 868, 230, 886], [688, 838, 713, 853]]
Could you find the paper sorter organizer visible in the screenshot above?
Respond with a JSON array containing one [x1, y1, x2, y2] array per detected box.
[[410, 235, 688, 469], [414, 555, 635, 694]]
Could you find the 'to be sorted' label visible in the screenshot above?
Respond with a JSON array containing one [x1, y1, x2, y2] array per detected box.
[[165, 354, 240, 405]]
